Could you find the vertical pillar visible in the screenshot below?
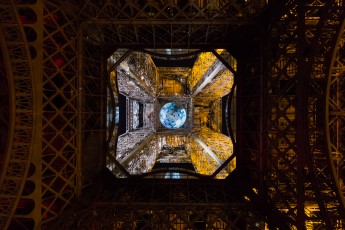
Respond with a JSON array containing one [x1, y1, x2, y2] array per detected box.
[[296, 2, 307, 229], [29, 0, 43, 227]]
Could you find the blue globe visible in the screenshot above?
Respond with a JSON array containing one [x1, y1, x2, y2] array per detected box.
[[159, 102, 186, 129]]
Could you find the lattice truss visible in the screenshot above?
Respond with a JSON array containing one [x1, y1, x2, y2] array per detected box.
[[261, 1, 345, 229], [9, 0, 342, 229], [0, 1, 36, 229], [79, 0, 266, 48], [54, 179, 267, 230], [0, 0, 86, 228], [192, 127, 235, 179], [330, 21, 345, 202], [74, 204, 260, 229], [188, 136, 218, 176], [188, 51, 218, 89], [235, 1, 345, 229], [41, 0, 80, 227], [196, 69, 234, 98], [192, 50, 235, 97], [209, 99, 223, 132], [195, 127, 234, 163]]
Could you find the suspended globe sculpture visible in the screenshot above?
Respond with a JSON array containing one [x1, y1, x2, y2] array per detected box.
[[159, 102, 187, 129]]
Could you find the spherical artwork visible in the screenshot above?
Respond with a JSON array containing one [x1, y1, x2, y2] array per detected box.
[[159, 102, 186, 129]]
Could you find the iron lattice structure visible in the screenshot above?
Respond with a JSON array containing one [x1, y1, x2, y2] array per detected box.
[[0, 0, 344, 229], [51, 174, 267, 230]]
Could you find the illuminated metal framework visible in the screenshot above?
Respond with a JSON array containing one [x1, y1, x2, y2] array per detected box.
[[269, 2, 345, 228], [106, 49, 235, 178], [53, 178, 267, 230], [238, 0, 345, 229], [1, 0, 345, 229]]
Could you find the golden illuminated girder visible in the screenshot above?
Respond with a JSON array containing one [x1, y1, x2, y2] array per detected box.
[[188, 134, 234, 179], [195, 127, 234, 162], [188, 136, 218, 176], [109, 71, 118, 95], [188, 51, 218, 90], [226, 156, 237, 178], [196, 69, 234, 98], [216, 49, 237, 72], [210, 99, 222, 132], [193, 103, 210, 128], [189, 127, 235, 178]]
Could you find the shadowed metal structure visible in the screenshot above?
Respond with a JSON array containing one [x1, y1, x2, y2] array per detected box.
[[0, 0, 345, 229]]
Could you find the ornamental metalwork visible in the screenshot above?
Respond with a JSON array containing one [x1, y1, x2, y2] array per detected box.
[[1, 0, 345, 229]]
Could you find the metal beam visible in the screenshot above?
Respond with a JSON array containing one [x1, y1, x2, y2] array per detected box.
[[296, 3, 308, 228], [0, 2, 35, 228], [119, 62, 156, 97], [192, 61, 224, 96], [211, 50, 238, 76], [84, 19, 256, 25], [120, 133, 156, 165], [192, 135, 222, 165]]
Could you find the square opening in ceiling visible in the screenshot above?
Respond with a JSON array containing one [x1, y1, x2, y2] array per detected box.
[[106, 49, 237, 179]]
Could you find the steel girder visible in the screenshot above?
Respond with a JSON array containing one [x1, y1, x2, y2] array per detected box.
[[76, 0, 266, 50], [305, 1, 345, 228], [50, 176, 268, 230], [261, 0, 345, 229], [0, 0, 82, 228], [327, 3, 345, 221], [237, 0, 345, 229], [60, 205, 262, 229], [40, 0, 80, 226], [0, 1, 35, 229]]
